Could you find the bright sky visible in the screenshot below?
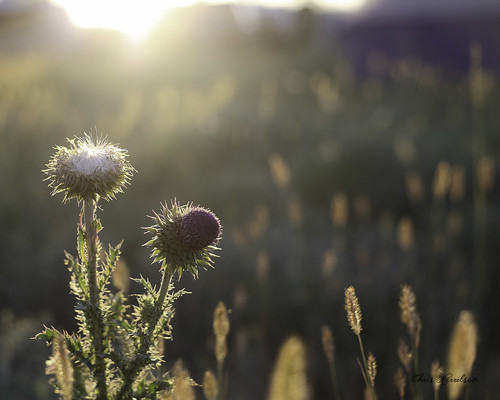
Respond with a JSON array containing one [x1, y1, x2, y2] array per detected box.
[[50, 0, 369, 41]]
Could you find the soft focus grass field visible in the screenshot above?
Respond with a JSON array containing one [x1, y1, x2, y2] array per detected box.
[[0, 5, 499, 399]]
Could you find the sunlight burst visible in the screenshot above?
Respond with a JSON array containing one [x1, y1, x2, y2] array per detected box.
[[327, 0, 367, 12], [51, 0, 369, 41], [51, 0, 196, 40]]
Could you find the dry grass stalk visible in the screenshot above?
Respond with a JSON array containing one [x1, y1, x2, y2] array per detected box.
[[321, 326, 334, 364], [344, 286, 376, 400], [450, 165, 466, 202], [367, 352, 377, 387], [111, 258, 130, 292], [256, 250, 270, 282], [321, 248, 337, 276], [396, 217, 414, 250], [447, 311, 478, 400], [431, 360, 443, 399], [162, 361, 195, 400], [399, 285, 421, 349], [287, 194, 303, 228], [268, 336, 308, 400], [215, 339, 227, 366], [469, 43, 484, 110], [203, 370, 219, 400], [353, 195, 371, 220], [399, 285, 422, 400], [321, 326, 340, 400], [397, 338, 411, 373], [213, 301, 230, 400], [268, 154, 291, 189], [477, 155, 495, 193], [432, 160, 451, 200], [213, 301, 230, 364], [345, 286, 362, 336], [331, 193, 349, 228], [393, 367, 406, 400], [405, 170, 425, 203], [46, 334, 74, 400]]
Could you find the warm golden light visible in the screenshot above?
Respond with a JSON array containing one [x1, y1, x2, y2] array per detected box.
[[51, 0, 369, 40], [50, 0, 196, 40], [321, 0, 368, 12]]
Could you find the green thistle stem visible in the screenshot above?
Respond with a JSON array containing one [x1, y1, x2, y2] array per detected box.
[[157, 266, 172, 311], [116, 268, 173, 399], [84, 198, 108, 400]]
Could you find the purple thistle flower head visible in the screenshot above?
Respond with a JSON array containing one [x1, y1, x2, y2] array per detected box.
[[144, 201, 222, 278], [175, 207, 221, 251]]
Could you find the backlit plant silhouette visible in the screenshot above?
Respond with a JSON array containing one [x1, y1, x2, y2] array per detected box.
[[37, 133, 222, 399]]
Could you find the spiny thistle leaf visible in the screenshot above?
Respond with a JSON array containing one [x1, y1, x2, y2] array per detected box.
[[99, 241, 123, 291], [35, 326, 59, 343]]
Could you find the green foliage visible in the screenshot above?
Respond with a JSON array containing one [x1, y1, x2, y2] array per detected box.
[[38, 161, 218, 399], [38, 204, 187, 399]]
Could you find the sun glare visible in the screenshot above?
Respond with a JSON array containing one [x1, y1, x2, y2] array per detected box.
[[51, 0, 368, 40], [50, 0, 196, 41], [324, 0, 368, 12]]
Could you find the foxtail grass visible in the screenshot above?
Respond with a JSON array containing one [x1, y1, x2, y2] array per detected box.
[[321, 326, 341, 400], [268, 336, 308, 400], [447, 311, 478, 400], [398, 284, 422, 400], [344, 286, 377, 400]]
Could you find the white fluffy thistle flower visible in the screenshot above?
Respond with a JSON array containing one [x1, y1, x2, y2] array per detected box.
[[44, 133, 135, 202]]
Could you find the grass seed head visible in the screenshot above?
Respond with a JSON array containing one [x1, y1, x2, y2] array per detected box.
[[447, 310, 478, 400], [268, 336, 308, 400], [397, 338, 412, 373], [213, 301, 230, 364], [321, 326, 335, 364], [367, 352, 377, 386], [399, 284, 422, 348], [431, 360, 444, 393], [345, 286, 362, 336], [393, 367, 406, 399], [202, 370, 218, 400]]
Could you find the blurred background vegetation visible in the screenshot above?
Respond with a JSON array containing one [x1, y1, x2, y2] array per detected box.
[[0, 1, 499, 398]]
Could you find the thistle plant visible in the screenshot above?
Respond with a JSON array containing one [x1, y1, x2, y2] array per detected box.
[[37, 133, 222, 399]]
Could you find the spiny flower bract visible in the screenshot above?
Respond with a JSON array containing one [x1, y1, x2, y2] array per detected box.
[[44, 133, 134, 202], [144, 201, 222, 278]]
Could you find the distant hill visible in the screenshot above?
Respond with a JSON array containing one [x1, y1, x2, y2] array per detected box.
[[0, 1, 499, 74], [357, 0, 500, 21], [0, 2, 77, 53]]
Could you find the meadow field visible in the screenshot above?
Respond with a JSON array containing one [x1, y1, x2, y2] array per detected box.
[[0, 4, 499, 399]]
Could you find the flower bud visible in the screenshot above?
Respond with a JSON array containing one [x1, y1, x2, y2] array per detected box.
[[145, 201, 222, 278]]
